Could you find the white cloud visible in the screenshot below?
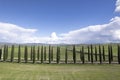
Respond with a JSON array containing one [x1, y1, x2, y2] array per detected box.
[[0, 16, 120, 44], [50, 32, 58, 40], [59, 16, 120, 44], [0, 22, 60, 44], [115, 0, 120, 12], [0, 22, 37, 43]]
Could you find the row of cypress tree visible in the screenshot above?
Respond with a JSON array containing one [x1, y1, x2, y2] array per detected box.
[[0, 44, 120, 64]]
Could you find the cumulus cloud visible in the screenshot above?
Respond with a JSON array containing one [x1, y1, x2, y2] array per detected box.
[[59, 16, 120, 44], [0, 16, 120, 44], [115, 0, 120, 12], [0, 22, 60, 44], [50, 32, 58, 40], [0, 22, 37, 43]]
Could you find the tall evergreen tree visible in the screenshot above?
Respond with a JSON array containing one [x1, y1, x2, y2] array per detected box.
[[110, 45, 113, 61], [33, 46, 36, 63], [65, 47, 68, 64], [24, 46, 28, 63], [0, 48, 2, 60], [81, 46, 85, 64], [6, 45, 8, 60], [30, 46, 33, 60], [11, 45, 14, 62], [88, 46, 90, 61], [41, 45, 43, 63], [56, 46, 60, 64], [44, 46, 46, 61], [49, 45, 51, 64], [102, 46, 105, 61], [117, 45, 120, 64], [51, 46, 53, 61], [95, 46, 98, 61], [73, 45, 76, 64], [99, 45, 102, 64], [91, 45, 93, 63], [37, 46, 40, 60], [3, 45, 6, 61], [108, 45, 111, 64], [18, 45, 21, 63]]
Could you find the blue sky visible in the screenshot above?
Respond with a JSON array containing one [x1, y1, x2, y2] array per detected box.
[[0, 0, 120, 44], [0, 0, 117, 35]]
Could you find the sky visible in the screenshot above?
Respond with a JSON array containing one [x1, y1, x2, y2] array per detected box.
[[0, 0, 120, 44]]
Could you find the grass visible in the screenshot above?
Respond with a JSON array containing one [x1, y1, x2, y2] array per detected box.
[[0, 44, 120, 80], [0, 62, 120, 80]]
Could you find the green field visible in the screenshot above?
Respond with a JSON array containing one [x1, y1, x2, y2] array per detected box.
[[0, 44, 120, 80], [0, 62, 120, 80]]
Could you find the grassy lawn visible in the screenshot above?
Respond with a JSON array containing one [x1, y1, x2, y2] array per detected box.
[[0, 62, 120, 80]]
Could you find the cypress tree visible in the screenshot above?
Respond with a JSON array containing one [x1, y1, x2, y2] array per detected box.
[[6, 45, 8, 60], [37, 46, 40, 60], [91, 45, 93, 63], [30, 46, 33, 61], [51, 46, 53, 61], [41, 45, 43, 63], [108, 45, 111, 64], [49, 45, 51, 64], [33, 46, 36, 63], [0, 49, 2, 60], [117, 45, 120, 64], [44, 46, 46, 61], [56, 46, 60, 64], [110, 45, 113, 61], [3, 45, 6, 61], [56, 46, 58, 63], [88, 46, 90, 61], [73, 45, 76, 64], [95, 46, 98, 61], [102, 46, 105, 61], [18, 45, 21, 63], [81, 46, 85, 64], [99, 45, 102, 64], [11, 45, 14, 62], [24, 46, 28, 63], [59, 47, 60, 62], [65, 47, 68, 64]]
